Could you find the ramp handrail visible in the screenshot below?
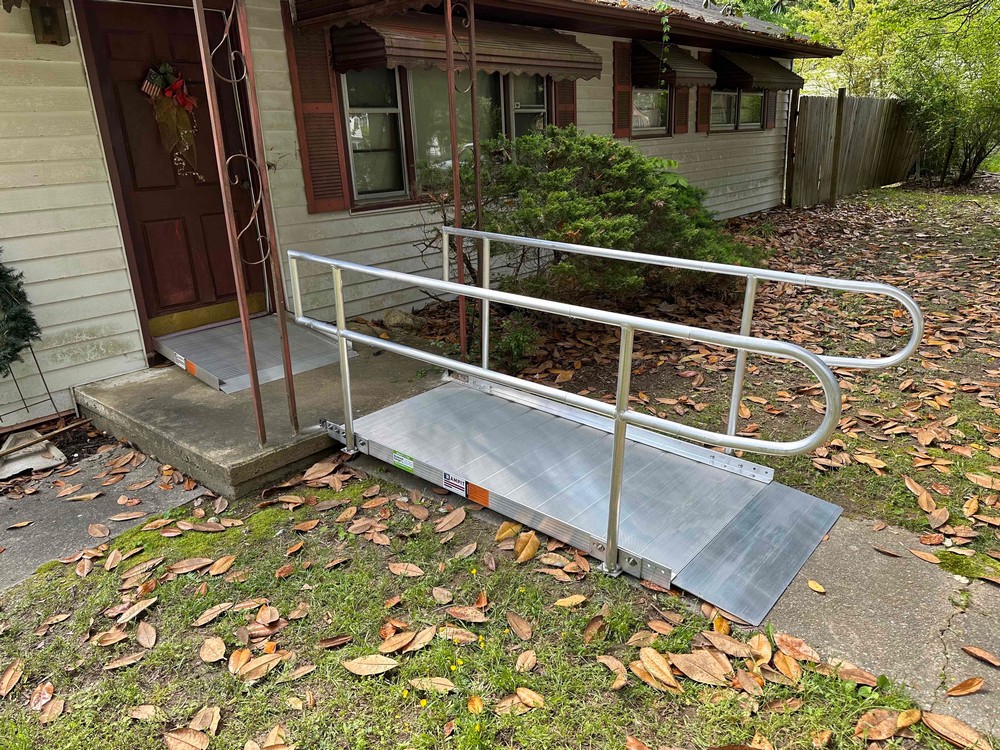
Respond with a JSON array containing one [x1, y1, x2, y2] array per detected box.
[[287, 248, 845, 574], [441, 225, 923, 448]]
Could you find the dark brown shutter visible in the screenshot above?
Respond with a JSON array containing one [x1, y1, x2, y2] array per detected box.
[[552, 79, 577, 127], [673, 87, 689, 134], [695, 51, 712, 133], [612, 41, 632, 138], [281, 1, 350, 213], [765, 90, 778, 129]]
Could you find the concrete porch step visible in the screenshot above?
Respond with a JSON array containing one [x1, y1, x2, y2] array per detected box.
[[74, 346, 438, 498]]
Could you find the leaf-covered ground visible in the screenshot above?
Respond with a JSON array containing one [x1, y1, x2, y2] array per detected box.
[[420, 182, 1000, 580], [0, 457, 991, 750]]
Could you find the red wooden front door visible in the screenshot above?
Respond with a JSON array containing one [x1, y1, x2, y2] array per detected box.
[[83, 0, 266, 335]]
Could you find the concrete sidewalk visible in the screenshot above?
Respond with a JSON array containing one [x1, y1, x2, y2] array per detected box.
[[767, 516, 999, 736], [0, 443, 203, 591]]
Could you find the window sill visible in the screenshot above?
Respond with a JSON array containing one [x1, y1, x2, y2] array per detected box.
[[350, 197, 427, 215], [631, 130, 673, 140]]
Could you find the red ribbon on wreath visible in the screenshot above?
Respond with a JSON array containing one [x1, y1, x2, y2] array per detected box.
[[141, 62, 199, 173]]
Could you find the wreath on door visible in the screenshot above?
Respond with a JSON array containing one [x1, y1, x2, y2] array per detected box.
[[141, 62, 200, 175]]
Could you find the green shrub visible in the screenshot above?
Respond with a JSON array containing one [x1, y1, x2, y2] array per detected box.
[[492, 313, 540, 372], [421, 126, 765, 307]]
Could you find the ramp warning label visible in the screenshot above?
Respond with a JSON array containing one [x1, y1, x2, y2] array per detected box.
[[443, 472, 467, 497], [392, 450, 414, 473]]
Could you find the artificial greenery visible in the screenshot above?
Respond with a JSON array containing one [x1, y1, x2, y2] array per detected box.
[[0, 250, 42, 378], [420, 126, 764, 306]]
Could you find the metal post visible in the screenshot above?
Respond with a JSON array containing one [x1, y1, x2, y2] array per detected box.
[[443, 0, 468, 360], [442, 228, 451, 283], [233, 0, 299, 433], [289, 257, 303, 319], [192, 0, 266, 446], [725, 275, 758, 452], [481, 237, 490, 370], [331, 267, 355, 451], [603, 325, 634, 576]]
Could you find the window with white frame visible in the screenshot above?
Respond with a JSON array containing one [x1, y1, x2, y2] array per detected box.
[[343, 68, 408, 199], [711, 88, 764, 131], [632, 88, 669, 133], [341, 69, 551, 202], [510, 74, 547, 137], [739, 91, 764, 128], [711, 90, 738, 130], [409, 68, 504, 168]]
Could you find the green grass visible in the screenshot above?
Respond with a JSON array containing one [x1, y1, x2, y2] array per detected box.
[[0, 476, 958, 750]]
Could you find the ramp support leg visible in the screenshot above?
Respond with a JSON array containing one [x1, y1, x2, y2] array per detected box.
[[602, 325, 634, 576]]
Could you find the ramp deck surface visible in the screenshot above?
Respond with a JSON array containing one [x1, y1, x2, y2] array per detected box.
[[352, 379, 841, 624]]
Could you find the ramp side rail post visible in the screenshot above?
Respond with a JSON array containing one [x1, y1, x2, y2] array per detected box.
[[604, 324, 634, 575], [443, 227, 492, 369], [725, 275, 758, 452], [332, 267, 356, 451]]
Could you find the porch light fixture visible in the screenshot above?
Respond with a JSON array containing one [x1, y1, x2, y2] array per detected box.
[[31, 0, 70, 46]]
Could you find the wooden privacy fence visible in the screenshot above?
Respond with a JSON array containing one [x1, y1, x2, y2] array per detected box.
[[787, 93, 919, 207]]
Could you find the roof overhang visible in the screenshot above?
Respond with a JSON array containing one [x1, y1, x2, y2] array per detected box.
[[712, 50, 804, 90], [330, 12, 604, 80], [294, 0, 840, 59]]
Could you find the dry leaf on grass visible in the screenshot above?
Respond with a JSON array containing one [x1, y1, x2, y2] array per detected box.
[[199, 637, 226, 663], [774, 633, 821, 662], [668, 650, 729, 686], [554, 594, 586, 608], [388, 562, 424, 578], [596, 654, 628, 689], [342, 655, 399, 676], [854, 709, 898, 741], [409, 677, 455, 693], [1, 659, 24, 698], [506, 611, 532, 640], [515, 650, 537, 673], [163, 727, 210, 750]]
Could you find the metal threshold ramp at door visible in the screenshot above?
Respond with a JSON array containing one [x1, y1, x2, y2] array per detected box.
[[345, 378, 841, 625]]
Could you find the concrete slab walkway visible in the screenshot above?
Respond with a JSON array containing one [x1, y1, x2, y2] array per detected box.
[[76, 343, 440, 499], [766, 516, 998, 735], [0, 443, 202, 591]]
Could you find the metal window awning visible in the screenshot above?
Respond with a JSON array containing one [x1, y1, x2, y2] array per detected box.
[[330, 12, 604, 80], [633, 42, 716, 88], [712, 50, 804, 90]]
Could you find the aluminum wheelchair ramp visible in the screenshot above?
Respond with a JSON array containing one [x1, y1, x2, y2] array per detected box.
[[286, 225, 922, 628], [349, 378, 841, 625]]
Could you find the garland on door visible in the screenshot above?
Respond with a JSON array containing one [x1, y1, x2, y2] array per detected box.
[[141, 62, 201, 177]]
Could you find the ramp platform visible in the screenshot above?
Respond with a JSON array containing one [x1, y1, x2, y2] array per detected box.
[[346, 378, 840, 625]]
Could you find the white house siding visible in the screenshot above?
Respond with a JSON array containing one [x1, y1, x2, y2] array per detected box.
[[245, 0, 445, 323], [0, 6, 146, 424], [574, 32, 789, 219]]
